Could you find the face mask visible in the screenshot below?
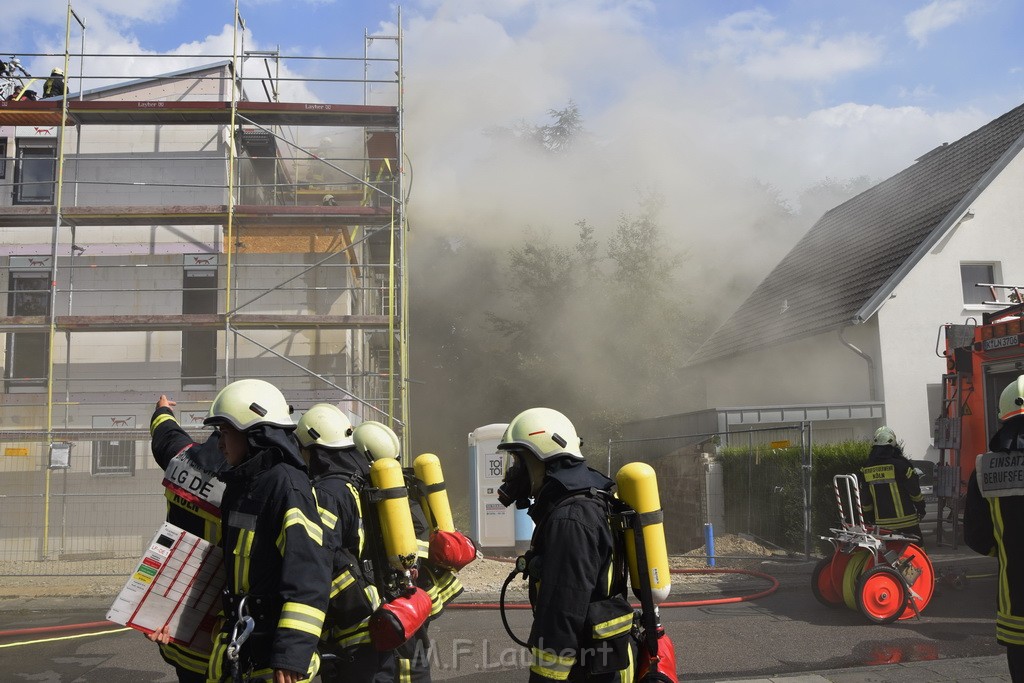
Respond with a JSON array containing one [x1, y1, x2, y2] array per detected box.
[[497, 454, 532, 509]]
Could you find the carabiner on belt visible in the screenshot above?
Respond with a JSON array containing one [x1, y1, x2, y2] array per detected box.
[[226, 594, 255, 664]]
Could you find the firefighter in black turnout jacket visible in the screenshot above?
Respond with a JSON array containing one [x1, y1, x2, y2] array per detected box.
[[148, 394, 225, 683], [295, 404, 396, 682], [965, 375, 1024, 681], [858, 426, 926, 539], [204, 379, 331, 683], [497, 408, 635, 682]]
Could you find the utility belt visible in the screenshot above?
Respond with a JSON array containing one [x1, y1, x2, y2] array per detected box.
[[222, 591, 282, 634]]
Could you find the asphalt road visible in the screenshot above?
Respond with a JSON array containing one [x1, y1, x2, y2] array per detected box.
[[0, 564, 1004, 682]]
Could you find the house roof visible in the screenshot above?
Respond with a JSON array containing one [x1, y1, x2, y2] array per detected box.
[[43, 61, 234, 101], [687, 101, 1024, 366]]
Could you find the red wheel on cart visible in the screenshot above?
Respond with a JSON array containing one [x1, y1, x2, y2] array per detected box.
[[891, 542, 935, 620], [856, 565, 907, 624], [811, 556, 843, 607]]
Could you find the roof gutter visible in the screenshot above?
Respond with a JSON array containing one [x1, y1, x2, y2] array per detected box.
[[853, 130, 1024, 324], [838, 324, 878, 401]]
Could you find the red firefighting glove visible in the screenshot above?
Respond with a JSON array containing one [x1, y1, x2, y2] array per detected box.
[[428, 530, 478, 571], [637, 629, 678, 683], [368, 587, 432, 651]]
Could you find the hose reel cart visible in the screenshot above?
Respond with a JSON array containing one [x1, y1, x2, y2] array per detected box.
[[811, 474, 935, 623]]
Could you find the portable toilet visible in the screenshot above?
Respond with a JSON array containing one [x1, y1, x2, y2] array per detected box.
[[468, 423, 516, 553]]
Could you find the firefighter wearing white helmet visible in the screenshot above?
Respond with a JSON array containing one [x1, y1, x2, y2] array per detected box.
[[296, 406, 395, 683], [352, 420, 467, 682], [497, 407, 636, 683], [965, 374, 1024, 678], [146, 394, 225, 683], [203, 380, 330, 683], [857, 425, 925, 538]]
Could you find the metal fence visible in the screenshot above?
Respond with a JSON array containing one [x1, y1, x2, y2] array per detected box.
[[0, 430, 184, 576], [607, 423, 813, 559]]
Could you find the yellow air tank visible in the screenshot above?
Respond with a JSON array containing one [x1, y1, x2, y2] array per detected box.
[[413, 453, 455, 533], [370, 457, 419, 571], [616, 462, 672, 604]]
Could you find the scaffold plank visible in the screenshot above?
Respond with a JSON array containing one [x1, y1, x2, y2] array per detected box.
[[0, 314, 393, 332]]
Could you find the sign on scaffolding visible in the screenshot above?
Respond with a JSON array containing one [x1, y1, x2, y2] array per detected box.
[[106, 522, 224, 652]]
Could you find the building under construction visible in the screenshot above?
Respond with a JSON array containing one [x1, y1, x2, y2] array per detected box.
[[0, 8, 408, 575]]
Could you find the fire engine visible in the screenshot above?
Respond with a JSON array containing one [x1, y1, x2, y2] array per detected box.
[[935, 284, 1024, 544]]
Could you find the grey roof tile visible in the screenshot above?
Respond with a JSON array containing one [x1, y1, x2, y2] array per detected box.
[[687, 101, 1024, 366]]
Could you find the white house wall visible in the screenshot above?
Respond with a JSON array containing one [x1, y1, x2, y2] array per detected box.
[[701, 319, 880, 412], [876, 146, 1024, 462]]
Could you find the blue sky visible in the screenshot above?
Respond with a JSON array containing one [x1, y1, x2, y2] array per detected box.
[[5, 1, 1024, 275]]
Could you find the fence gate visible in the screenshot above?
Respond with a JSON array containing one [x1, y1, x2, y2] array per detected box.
[[607, 423, 813, 559]]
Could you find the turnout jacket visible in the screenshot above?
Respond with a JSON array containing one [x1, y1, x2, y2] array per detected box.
[[964, 417, 1024, 648], [307, 446, 380, 655], [525, 461, 632, 683], [149, 406, 224, 675], [858, 444, 925, 530], [208, 427, 331, 680]]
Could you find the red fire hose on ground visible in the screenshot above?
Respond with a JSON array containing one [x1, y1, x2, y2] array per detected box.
[[447, 566, 780, 610]]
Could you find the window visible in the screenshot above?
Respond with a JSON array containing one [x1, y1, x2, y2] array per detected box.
[[5, 270, 50, 391], [182, 259, 218, 388], [13, 140, 56, 204], [0, 138, 7, 179], [92, 439, 136, 475], [961, 263, 997, 305]]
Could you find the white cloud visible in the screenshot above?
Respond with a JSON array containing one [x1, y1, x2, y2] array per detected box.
[[701, 8, 883, 83], [905, 0, 974, 47]]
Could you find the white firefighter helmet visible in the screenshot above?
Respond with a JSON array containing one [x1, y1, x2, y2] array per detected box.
[[296, 403, 354, 449], [497, 407, 584, 461], [999, 375, 1024, 422], [873, 426, 897, 446], [204, 379, 295, 431], [352, 420, 400, 461]]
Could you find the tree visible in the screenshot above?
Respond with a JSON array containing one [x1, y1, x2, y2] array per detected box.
[[485, 100, 584, 154]]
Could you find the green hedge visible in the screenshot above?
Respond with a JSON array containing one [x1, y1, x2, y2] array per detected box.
[[717, 440, 871, 553]]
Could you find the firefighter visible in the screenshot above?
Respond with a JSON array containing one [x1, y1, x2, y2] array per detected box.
[[350, 421, 464, 683], [204, 379, 331, 683], [858, 426, 926, 540], [42, 68, 65, 99], [295, 404, 395, 682], [146, 394, 224, 683], [965, 375, 1024, 681], [496, 407, 635, 682], [394, 466, 470, 683]]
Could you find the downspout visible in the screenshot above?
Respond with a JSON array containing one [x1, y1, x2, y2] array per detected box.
[[839, 324, 878, 401]]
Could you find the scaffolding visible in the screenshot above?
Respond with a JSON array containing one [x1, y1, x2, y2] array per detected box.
[[0, 3, 409, 574]]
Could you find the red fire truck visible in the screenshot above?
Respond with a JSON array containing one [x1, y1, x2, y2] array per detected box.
[[936, 285, 1024, 544]]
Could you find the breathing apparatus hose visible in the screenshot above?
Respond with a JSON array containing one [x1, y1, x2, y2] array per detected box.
[[499, 557, 531, 648]]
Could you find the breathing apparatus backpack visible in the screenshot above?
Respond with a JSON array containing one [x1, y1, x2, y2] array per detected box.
[[357, 457, 431, 651], [499, 461, 678, 683]]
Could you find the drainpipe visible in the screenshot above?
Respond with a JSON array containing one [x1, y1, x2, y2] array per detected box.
[[839, 325, 878, 401]]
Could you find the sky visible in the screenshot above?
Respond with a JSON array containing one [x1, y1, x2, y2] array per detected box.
[[5, 0, 1024, 287]]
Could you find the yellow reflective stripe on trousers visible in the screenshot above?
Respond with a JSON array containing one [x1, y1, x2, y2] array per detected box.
[[279, 601, 326, 637], [592, 612, 632, 639], [616, 643, 635, 683], [277, 507, 324, 555], [159, 640, 209, 674], [233, 528, 254, 593], [208, 630, 229, 681], [531, 646, 575, 680], [398, 656, 413, 683]]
